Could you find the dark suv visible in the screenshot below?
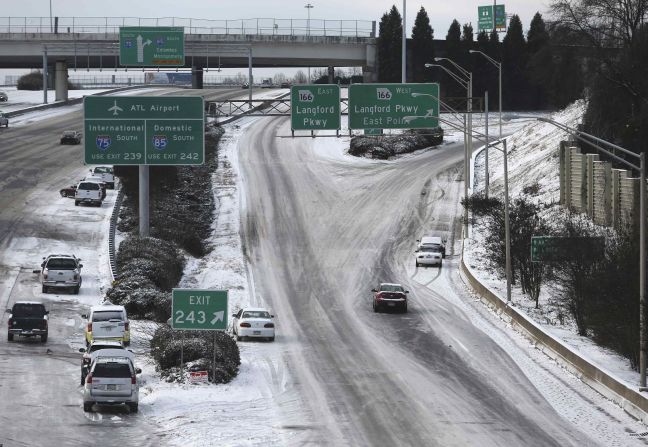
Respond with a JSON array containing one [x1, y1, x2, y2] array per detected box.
[[7, 302, 49, 342]]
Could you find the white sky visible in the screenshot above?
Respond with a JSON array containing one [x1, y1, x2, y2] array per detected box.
[[6, 1, 550, 37]]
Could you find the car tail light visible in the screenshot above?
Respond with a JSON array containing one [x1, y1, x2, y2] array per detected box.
[[125, 322, 129, 331], [86, 373, 93, 384], [240, 322, 251, 328], [131, 375, 137, 385], [87, 323, 92, 332], [375, 293, 383, 300], [7, 318, 12, 328], [43, 270, 48, 280], [73, 274, 79, 280], [264, 323, 274, 328], [42, 320, 48, 329]]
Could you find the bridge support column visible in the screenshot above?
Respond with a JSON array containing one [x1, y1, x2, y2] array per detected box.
[[362, 66, 377, 83], [192, 66, 204, 89], [54, 60, 68, 101], [328, 66, 335, 84]]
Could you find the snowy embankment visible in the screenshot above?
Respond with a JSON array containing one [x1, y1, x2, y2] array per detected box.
[[0, 86, 109, 113], [465, 100, 641, 387]]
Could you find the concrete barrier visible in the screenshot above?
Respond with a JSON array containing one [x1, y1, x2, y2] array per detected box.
[[459, 252, 648, 423]]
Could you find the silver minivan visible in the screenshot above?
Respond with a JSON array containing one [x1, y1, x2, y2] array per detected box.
[[83, 350, 140, 413]]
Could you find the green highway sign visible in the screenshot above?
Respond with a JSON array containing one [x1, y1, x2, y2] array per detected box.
[[364, 128, 383, 136], [84, 96, 204, 165], [531, 236, 604, 263], [478, 5, 506, 31], [172, 289, 228, 330], [290, 84, 341, 130], [119, 27, 184, 66], [348, 83, 439, 130]]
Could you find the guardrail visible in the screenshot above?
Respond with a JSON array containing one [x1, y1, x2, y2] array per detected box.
[[0, 17, 375, 38], [108, 186, 124, 282]]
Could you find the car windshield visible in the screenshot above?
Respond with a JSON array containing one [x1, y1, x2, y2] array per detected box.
[[242, 311, 271, 319], [93, 362, 131, 378], [92, 311, 124, 322], [420, 245, 442, 253], [12, 303, 46, 317], [89, 344, 122, 353], [63, 131, 76, 136], [380, 284, 404, 292], [94, 167, 112, 174], [46, 258, 77, 269], [78, 182, 100, 190]]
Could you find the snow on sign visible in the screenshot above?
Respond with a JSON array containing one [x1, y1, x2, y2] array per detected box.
[[189, 371, 209, 384], [290, 84, 341, 131], [172, 289, 228, 330]]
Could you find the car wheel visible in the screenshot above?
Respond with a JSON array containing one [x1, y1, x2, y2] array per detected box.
[[42, 285, 47, 294], [74, 286, 80, 294], [415, 261, 419, 268], [268, 336, 275, 342], [128, 403, 139, 413], [403, 304, 408, 313], [83, 402, 93, 412], [7, 333, 13, 342], [60, 191, 66, 197], [124, 340, 130, 347], [81, 374, 85, 386], [40, 334, 48, 343], [373, 301, 379, 313], [74, 200, 79, 206]]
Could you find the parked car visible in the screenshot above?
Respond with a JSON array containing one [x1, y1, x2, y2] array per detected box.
[[0, 91, 7, 101], [89, 166, 115, 189], [241, 83, 249, 89], [83, 176, 107, 199], [74, 180, 103, 207], [6, 301, 48, 342], [38, 254, 82, 294], [59, 184, 77, 198], [82, 304, 130, 347], [280, 82, 291, 88], [0, 112, 8, 127], [417, 236, 446, 258], [60, 130, 82, 145], [79, 340, 128, 385], [83, 350, 141, 413], [372, 283, 409, 313], [232, 307, 275, 341]]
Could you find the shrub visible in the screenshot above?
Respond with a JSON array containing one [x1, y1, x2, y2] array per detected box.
[[117, 236, 184, 290], [150, 324, 240, 382]]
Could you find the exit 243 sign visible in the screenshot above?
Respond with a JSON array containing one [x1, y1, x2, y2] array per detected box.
[[171, 289, 228, 330]]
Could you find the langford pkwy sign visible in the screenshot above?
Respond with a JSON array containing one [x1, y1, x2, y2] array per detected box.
[[171, 289, 228, 330], [119, 27, 184, 66], [83, 96, 204, 165], [290, 84, 341, 131], [348, 83, 440, 130]]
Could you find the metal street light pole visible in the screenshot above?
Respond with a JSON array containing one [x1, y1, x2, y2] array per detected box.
[[470, 49, 502, 197], [305, 3, 314, 82], [402, 0, 406, 83], [49, 0, 53, 33], [503, 139, 512, 302], [434, 57, 472, 237], [505, 113, 647, 388]]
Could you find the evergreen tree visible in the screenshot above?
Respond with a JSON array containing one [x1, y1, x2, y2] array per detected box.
[[442, 20, 463, 98], [411, 7, 434, 83], [472, 30, 494, 109], [526, 12, 551, 108], [377, 6, 403, 82], [502, 15, 528, 110]]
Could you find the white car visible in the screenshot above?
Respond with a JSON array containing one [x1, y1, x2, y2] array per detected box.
[[232, 307, 275, 342], [415, 245, 443, 267], [83, 350, 140, 413]]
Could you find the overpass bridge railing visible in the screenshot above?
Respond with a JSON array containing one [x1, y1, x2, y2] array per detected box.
[[206, 98, 350, 118], [0, 17, 375, 38]]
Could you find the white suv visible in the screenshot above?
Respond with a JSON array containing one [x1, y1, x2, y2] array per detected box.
[[83, 351, 140, 413], [38, 254, 83, 294], [74, 180, 103, 207]]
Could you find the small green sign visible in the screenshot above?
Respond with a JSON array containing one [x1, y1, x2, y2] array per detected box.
[[290, 84, 341, 131], [119, 27, 184, 67], [364, 128, 383, 136], [84, 96, 204, 165], [348, 83, 439, 130], [171, 289, 228, 330], [531, 236, 603, 263]]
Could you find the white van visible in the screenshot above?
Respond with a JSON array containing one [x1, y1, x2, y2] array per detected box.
[[89, 166, 115, 189], [82, 304, 130, 346]]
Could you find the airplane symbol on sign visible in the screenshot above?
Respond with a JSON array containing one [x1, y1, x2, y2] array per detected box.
[[108, 100, 123, 116]]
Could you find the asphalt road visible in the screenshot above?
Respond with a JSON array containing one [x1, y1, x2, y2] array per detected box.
[[0, 87, 245, 447], [238, 117, 598, 446]]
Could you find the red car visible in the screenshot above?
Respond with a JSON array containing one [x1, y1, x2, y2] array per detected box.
[[60, 185, 77, 198], [372, 283, 409, 313]]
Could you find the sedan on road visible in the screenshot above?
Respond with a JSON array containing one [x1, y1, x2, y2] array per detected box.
[[232, 307, 275, 341], [372, 283, 409, 313], [79, 340, 128, 385], [60, 130, 82, 145]]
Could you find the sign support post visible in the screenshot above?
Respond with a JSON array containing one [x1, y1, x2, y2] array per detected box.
[[139, 165, 149, 237]]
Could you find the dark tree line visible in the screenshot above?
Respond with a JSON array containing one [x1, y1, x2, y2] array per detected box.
[[377, 5, 585, 110]]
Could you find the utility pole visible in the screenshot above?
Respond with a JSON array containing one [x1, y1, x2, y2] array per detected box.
[[402, 0, 407, 83], [305, 3, 314, 82]]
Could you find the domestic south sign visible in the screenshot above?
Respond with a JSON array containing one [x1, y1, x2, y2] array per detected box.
[[84, 96, 204, 165], [348, 83, 439, 130], [172, 289, 228, 330], [290, 84, 340, 130], [119, 27, 184, 66]]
